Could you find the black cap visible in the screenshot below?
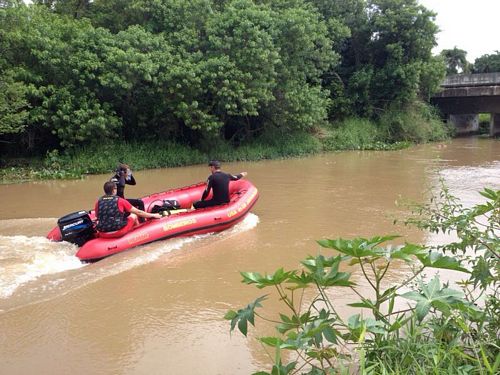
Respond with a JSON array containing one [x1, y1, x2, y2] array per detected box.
[[208, 160, 221, 168]]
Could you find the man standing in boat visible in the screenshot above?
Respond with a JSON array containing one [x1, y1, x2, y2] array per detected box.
[[110, 163, 145, 212], [95, 181, 161, 232], [193, 160, 247, 209]]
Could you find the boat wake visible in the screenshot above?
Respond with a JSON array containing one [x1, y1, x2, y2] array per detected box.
[[0, 236, 84, 299], [0, 213, 259, 312]]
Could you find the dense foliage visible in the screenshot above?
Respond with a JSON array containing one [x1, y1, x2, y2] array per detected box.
[[226, 187, 499, 374], [0, 0, 447, 158], [440, 47, 470, 75], [440, 49, 500, 75], [473, 51, 500, 74]]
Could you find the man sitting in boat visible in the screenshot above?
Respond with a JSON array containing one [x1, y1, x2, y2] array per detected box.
[[193, 160, 247, 209], [95, 181, 161, 233]]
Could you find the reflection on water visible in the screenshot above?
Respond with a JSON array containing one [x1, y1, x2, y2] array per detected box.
[[0, 137, 498, 374]]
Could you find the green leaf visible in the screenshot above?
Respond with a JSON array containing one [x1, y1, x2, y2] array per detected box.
[[401, 276, 465, 320], [224, 310, 237, 320], [390, 243, 427, 261], [225, 295, 267, 336], [479, 188, 499, 201], [416, 252, 469, 273], [471, 256, 493, 288], [269, 361, 297, 375], [323, 325, 339, 344], [259, 337, 282, 348], [241, 269, 295, 289], [287, 271, 313, 289], [348, 298, 376, 309], [317, 236, 400, 258], [301, 255, 354, 287]]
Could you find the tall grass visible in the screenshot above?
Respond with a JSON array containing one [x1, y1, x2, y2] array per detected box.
[[65, 141, 206, 174], [323, 117, 382, 150], [1, 133, 324, 183], [322, 117, 412, 151], [367, 317, 482, 374], [1, 106, 451, 183], [378, 102, 451, 143]]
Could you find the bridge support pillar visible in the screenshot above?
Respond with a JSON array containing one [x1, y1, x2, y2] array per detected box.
[[448, 114, 479, 135], [490, 113, 500, 137]]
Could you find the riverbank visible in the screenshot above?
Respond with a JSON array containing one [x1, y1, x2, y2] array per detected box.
[[0, 117, 446, 184], [0, 136, 409, 184]]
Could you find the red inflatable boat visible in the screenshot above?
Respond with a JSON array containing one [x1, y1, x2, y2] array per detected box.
[[47, 179, 259, 261]]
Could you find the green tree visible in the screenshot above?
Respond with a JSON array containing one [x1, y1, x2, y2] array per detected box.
[[367, 0, 440, 105], [205, 0, 279, 119], [0, 73, 30, 136], [0, 0, 22, 8], [86, 0, 152, 33], [260, 0, 336, 132], [317, 0, 443, 119], [473, 51, 500, 73], [33, 0, 91, 18], [440, 47, 470, 75], [0, 5, 121, 148], [0, 0, 448, 155]]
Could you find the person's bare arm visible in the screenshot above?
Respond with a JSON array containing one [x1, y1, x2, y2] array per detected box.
[[130, 206, 161, 219]]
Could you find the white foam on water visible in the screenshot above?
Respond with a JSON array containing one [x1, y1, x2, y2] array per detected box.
[[0, 213, 260, 304], [230, 212, 260, 232], [437, 161, 500, 206], [97, 213, 260, 271], [0, 235, 85, 298]]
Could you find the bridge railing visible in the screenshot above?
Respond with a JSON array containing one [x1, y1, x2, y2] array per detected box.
[[442, 72, 500, 88]]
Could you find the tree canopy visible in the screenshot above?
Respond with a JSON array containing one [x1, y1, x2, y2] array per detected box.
[[0, 0, 445, 153], [473, 51, 500, 73], [440, 47, 470, 75]]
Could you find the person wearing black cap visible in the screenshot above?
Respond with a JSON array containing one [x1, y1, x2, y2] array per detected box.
[[110, 163, 145, 212], [193, 160, 247, 209]]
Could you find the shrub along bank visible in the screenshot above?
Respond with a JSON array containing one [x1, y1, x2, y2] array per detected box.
[[225, 187, 500, 374], [0, 107, 451, 183]]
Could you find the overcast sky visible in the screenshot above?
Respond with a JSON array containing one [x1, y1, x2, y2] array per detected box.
[[419, 0, 499, 62]]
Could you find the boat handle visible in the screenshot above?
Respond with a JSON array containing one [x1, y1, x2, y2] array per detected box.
[[108, 246, 118, 251], [214, 217, 222, 221]]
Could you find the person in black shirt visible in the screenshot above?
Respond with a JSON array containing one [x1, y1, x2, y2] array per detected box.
[[193, 160, 247, 209], [110, 163, 145, 212]]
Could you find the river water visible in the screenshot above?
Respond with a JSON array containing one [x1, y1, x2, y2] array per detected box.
[[0, 138, 498, 374]]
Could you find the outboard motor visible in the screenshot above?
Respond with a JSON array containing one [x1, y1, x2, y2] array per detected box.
[[57, 210, 95, 246]]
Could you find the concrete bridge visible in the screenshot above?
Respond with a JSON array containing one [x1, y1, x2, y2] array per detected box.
[[431, 72, 500, 136]]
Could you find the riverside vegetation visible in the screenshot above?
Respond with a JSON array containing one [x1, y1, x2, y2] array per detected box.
[[1, 0, 454, 182], [225, 186, 500, 374]]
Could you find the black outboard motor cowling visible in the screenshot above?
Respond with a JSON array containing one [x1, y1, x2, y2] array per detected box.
[[58, 210, 95, 246]]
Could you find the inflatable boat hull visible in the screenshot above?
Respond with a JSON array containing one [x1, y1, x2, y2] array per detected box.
[[47, 179, 258, 261]]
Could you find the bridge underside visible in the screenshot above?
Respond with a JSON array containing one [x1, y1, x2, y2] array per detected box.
[[431, 75, 500, 136], [431, 96, 500, 114], [431, 93, 500, 136]]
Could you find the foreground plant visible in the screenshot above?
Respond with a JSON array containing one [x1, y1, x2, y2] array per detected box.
[[225, 188, 499, 374]]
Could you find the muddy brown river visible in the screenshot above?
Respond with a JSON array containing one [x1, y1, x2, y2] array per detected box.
[[0, 138, 499, 374]]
